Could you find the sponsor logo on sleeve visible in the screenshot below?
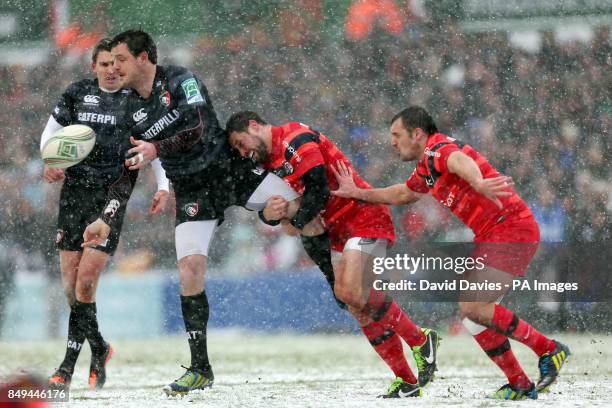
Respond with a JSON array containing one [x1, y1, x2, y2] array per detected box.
[[251, 166, 265, 175], [132, 108, 147, 123], [181, 78, 204, 104], [104, 199, 121, 218]]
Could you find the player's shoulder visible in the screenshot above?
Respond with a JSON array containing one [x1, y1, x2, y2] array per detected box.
[[64, 78, 97, 95], [162, 65, 199, 86], [282, 122, 319, 142]]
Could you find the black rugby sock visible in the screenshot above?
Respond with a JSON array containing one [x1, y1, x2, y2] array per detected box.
[[181, 291, 211, 370], [74, 301, 106, 356], [59, 304, 86, 373]]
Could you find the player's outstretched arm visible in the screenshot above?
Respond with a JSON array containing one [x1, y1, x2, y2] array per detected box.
[[446, 151, 514, 209], [331, 160, 420, 205]]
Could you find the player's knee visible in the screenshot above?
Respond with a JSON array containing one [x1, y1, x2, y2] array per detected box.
[[63, 288, 76, 305], [62, 282, 76, 304], [76, 279, 96, 302], [179, 255, 206, 276], [178, 254, 207, 294], [459, 302, 484, 322], [334, 283, 364, 309]]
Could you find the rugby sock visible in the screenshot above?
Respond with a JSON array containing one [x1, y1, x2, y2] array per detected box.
[[366, 290, 426, 347], [492, 304, 556, 356], [300, 233, 346, 309], [474, 328, 531, 389], [181, 291, 211, 370], [362, 321, 417, 384], [59, 304, 86, 373], [73, 301, 106, 356]]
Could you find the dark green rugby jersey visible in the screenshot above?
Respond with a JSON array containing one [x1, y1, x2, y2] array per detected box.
[[125, 65, 230, 181], [51, 78, 133, 188]]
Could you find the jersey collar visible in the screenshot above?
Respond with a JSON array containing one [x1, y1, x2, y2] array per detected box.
[[270, 125, 284, 163]]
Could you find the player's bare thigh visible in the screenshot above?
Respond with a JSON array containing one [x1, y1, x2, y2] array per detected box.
[[74, 247, 110, 302], [332, 238, 388, 309]]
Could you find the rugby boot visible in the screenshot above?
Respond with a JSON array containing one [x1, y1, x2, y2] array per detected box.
[[48, 367, 72, 391], [412, 328, 441, 387], [536, 340, 571, 392], [490, 382, 537, 400], [88, 342, 113, 389], [163, 365, 214, 396], [379, 377, 422, 398]]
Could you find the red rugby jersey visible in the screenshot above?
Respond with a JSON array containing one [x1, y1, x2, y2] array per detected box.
[[405, 133, 531, 236], [265, 122, 371, 226]]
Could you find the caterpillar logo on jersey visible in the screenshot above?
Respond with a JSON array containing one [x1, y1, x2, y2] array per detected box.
[[184, 202, 199, 217], [83, 95, 100, 105], [104, 199, 121, 218], [142, 109, 180, 140], [133, 108, 147, 123], [77, 112, 117, 124], [181, 78, 204, 104], [160, 90, 171, 106], [67, 340, 83, 351]]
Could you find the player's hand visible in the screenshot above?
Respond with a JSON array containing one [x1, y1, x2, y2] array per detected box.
[[300, 217, 325, 237], [280, 219, 301, 236], [43, 165, 65, 183], [331, 160, 359, 198], [82, 218, 111, 248], [149, 189, 169, 215], [126, 136, 157, 170], [263, 195, 289, 221], [471, 176, 514, 209]]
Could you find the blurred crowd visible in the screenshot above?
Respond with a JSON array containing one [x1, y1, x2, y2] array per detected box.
[[0, 15, 610, 277]]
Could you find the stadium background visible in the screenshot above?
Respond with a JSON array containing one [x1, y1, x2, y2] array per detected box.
[[0, 0, 610, 341]]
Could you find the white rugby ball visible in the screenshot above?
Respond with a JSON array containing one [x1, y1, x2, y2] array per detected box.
[[41, 124, 96, 168]]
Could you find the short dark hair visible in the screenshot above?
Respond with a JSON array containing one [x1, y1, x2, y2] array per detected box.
[[111, 29, 157, 64], [226, 111, 268, 134], [391, 106, 438, 135], [91, 38, 112, 63]]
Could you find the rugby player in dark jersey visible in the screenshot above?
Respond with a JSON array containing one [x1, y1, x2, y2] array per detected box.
[[80, 30, 301, 396], [41, 38, 170, 391]]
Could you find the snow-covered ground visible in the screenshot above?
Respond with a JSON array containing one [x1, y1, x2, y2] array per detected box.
[[1, 331, 610, 407]]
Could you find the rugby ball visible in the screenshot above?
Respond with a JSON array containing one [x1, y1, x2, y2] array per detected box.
[[41, 124, 96, 168]]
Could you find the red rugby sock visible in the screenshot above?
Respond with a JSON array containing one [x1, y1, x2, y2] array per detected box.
[[362, 321, 417, 384], [492, 304, 556, 356]]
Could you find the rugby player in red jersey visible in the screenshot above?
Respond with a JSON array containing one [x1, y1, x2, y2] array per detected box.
[[226, 111, 440, 398], [332, 106, 570, 400]]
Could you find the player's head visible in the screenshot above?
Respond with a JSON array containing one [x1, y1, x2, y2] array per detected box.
[[91, 38, 121, 91], [226, 111, 271, 163], [110, 29, 157, 87], [389, 106, 438, 161]]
